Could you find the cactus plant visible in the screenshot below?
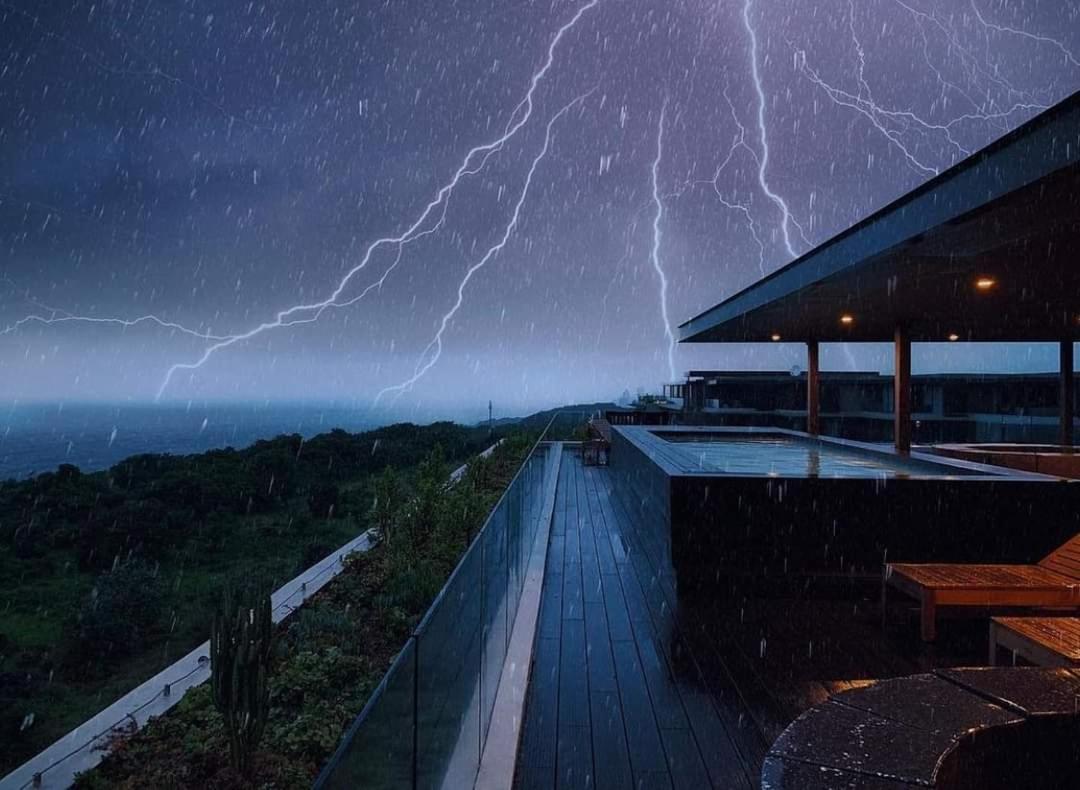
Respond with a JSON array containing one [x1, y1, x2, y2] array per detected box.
[[210, 585, 275, 775]]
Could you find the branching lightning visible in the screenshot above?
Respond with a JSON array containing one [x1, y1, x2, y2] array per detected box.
[[741, 0, 805, 260], [791, 0, 1070, 180], [150, 0, 599, 400], [5, 0, 1078, 402], [968, 0, 1080, 69], [0, 278, 232, 341], [2, 0, 601, 402], [375, 90, 594, 403]]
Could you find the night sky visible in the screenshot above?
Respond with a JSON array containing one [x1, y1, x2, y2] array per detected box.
[[1, 0, 1078, 416]]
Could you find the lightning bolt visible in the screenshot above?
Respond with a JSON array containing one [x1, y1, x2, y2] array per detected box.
[[0, 312, 234, 342], [648, 99, 677, 384], [375, 90, 593, 403], [741, 0, 806, 260], [0, 278, 232, 341], [793, 0, 1060, 179], [969, 0, 1080, 69], [151, 0, 600, 400], [890, 0, 1048, 106], [703, 87, 768, 276]]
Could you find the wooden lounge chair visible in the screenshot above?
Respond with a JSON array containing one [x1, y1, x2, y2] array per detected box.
[[885, 534, 1080, 641], [989, 616, 1080, 666]]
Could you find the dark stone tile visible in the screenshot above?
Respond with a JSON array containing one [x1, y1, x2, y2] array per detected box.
[[761, 756, 923, 790], [834, 673, 1021, 734], [936, 667, 1080, 717], [768, 700, 955, 784]]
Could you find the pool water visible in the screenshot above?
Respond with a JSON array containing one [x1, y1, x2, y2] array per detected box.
[[662, 435, 973, 478]]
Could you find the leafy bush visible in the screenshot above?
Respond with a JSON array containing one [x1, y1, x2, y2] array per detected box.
[[307, 483, 339, 520], [70, 559, 165, 663]]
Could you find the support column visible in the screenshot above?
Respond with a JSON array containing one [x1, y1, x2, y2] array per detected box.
[[1062, 340, 1075, 448], [807, 341, 820, 436], [894, 326, 911, 453]]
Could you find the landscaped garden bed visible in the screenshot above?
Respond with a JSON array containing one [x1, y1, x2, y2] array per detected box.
[[0, 421, 505, 776], [70, 432, 535, 788]]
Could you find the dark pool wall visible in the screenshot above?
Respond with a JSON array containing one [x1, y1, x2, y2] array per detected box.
[[671, 476, 1080, 585], [608, 429, 676, 594], [609, 429, 1080, 593]]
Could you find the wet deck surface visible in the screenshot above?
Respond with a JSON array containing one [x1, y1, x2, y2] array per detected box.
[[514, 449, 983, 790]]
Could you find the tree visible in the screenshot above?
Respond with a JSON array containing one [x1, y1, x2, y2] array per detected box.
[[410, 445, 447, 541], [371, 466, 401, 545], [307, 482, 339, 520], [73, 559, 165, 661], [210, 585, 275, 776]]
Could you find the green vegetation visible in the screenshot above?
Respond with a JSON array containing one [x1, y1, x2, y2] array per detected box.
[[0, 421, 500, 775], [73, 433, 534, 789]]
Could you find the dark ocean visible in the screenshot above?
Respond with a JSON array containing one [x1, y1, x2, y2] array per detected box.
[[0, 401, 475, 480]]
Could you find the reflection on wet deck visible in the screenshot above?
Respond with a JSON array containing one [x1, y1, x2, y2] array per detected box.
[[514, 449, 984, 790]]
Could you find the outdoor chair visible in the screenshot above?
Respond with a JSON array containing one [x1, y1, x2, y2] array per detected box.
[[884, 533, 1080, 641]]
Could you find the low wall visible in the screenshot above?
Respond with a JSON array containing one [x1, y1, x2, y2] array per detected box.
[[608, 426, 1080, 595], [671, 474, 1080, 586], [608, 429, 674, 591], [932, 444, 1080, 480]]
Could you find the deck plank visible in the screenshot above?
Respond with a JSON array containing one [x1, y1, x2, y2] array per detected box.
[[516, 450, 753, 790]]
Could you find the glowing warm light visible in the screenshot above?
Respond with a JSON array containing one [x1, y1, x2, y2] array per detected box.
[[840, 314, 855, 325], [975, 277, 996, 291], [948, 333, 959, 342], [771, 333, 781, 341]]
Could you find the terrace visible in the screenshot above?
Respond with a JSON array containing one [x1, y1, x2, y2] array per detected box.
[[316, 93, 1080, 789], [539, 89, 1080, 787]]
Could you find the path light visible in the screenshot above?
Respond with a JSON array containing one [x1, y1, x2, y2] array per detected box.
[[975, 276, 996, 291]]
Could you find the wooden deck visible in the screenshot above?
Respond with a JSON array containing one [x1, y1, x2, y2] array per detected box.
[[514, 450, 987, 790]]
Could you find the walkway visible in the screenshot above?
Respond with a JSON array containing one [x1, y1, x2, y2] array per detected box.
[[514, 450, 755, 790]]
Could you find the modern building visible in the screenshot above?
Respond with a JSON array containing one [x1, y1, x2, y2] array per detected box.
[[315, 92, 1080, 790], [661, 369, 1079, 444], [680, 90, 1080, 453]]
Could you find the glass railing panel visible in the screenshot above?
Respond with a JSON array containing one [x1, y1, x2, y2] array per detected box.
[[480, 504, 509, 742], [315, 638, 416, 789], [414, 541, 483, 790]]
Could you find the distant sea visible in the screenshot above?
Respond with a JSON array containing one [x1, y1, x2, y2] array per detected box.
[[0, 402, 409, 480]]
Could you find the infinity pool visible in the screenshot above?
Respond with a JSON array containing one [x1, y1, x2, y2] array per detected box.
[[656, 432, 979, 478]]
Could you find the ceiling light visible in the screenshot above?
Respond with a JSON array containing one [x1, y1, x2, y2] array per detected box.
[[948, 333, 959, 342], [975, 277, 996, 291], [771, 333, 781, 342], [840, 314, 855, 325]]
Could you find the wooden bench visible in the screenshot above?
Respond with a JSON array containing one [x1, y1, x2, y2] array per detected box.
[[990, 616, 1080, 667], [885, 532, 1080, 641]]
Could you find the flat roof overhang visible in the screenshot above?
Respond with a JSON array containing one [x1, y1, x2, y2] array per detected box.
[[679, 90, 1080, 345]]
